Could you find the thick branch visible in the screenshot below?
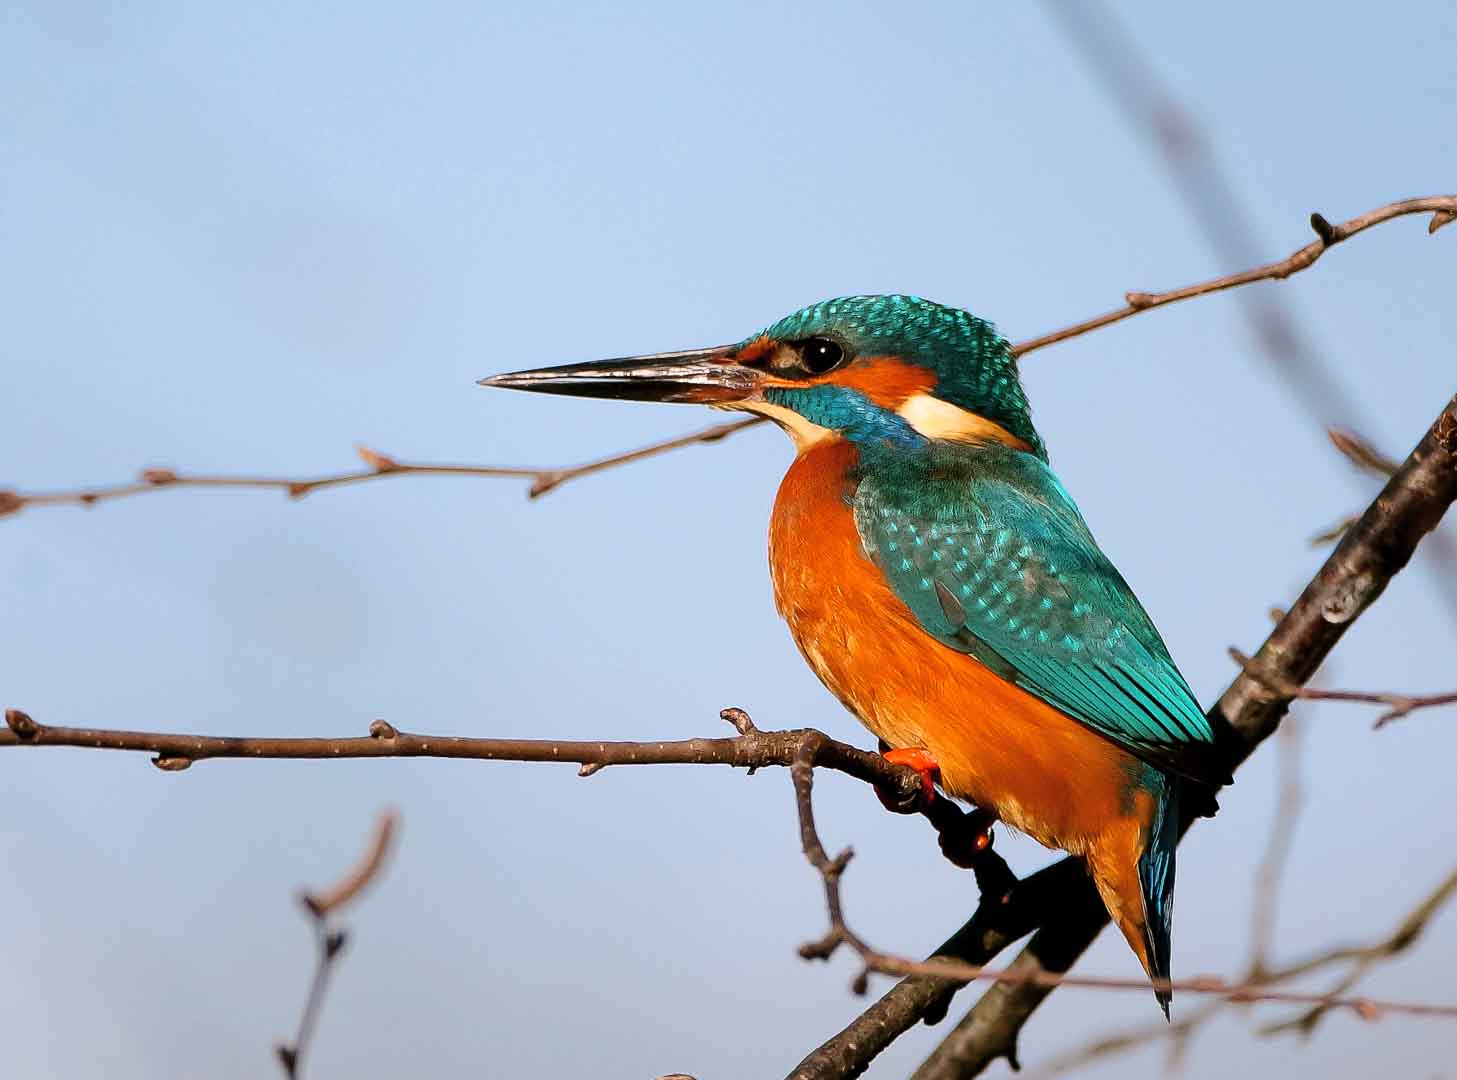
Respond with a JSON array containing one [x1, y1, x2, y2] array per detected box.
[[903, 394, 1457, 1079], [791, 393, 1457, 1080]]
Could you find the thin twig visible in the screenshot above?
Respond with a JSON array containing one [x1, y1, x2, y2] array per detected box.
[[277, 809, 400, 1079], [1026, 865, 1457, 1077], [0, 418, 766, 518], [4, 195, 1450, 521], [1229, 650, 1457, 729], [1008, 196, 1457, 358], [785, 730, 1457, 1021], [1312, 427, 1405, 543]]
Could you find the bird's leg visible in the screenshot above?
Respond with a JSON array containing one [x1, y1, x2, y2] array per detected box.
[[874, 742, 941, 813]]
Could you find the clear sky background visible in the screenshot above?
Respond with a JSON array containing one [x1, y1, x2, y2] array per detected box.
[[2, 3, 1454, 1077]]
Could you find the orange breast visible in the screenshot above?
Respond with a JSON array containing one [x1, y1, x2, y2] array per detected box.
[[768, 440, 1139, 853]]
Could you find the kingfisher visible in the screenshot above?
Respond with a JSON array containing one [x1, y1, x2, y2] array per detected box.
[[481, 295, 1230, 1013]]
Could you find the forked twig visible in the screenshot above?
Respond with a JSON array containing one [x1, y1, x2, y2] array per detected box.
[[277, 810, 400, 1078]]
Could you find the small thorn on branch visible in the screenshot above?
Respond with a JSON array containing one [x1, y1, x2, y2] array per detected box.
[[151, 755, 192, 771], [578, 762, 606, 777], [1309, 211, 1339, 245], [1431, 209, 1457, 234]]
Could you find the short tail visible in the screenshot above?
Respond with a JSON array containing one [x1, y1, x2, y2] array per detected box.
[[1137, 772, 1179, 1018]]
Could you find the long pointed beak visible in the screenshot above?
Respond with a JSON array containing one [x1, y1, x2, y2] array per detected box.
[[478, 345, 760, 404]]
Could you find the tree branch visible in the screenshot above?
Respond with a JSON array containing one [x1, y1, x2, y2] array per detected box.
[[1023, 864, 1457, 1077], [3, 195, 1449, 522], [791, 392, 1457, 1080], [0, 418, 768, 518], [1229, 650, 1457, 729], [1007, 197, 1456, 357], [277, 809, 399, 1079]]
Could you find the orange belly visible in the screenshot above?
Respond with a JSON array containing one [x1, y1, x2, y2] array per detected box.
[[768, 440, 1139, 855]]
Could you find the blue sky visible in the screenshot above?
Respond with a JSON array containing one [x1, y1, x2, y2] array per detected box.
[[2, 2, 1454, 1077]]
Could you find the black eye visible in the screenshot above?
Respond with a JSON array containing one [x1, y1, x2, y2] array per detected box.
[[800, 337, 846, 375]]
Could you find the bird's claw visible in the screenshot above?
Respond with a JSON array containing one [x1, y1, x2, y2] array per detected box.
[[938, 808, 997, 869], [876, 747, 941, 813]]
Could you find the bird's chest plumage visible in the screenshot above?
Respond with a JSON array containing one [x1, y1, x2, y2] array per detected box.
[[767, 441, 1136, 851]]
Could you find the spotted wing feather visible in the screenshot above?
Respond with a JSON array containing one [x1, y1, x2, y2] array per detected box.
[[853, 446, 1229, 788]]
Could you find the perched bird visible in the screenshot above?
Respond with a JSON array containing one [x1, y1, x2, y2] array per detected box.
[[482, 295, 1229, 1013]]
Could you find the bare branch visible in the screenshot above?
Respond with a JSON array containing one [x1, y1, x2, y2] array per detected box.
[[1229, 650, 1457, 729], [1029, 864, 1457, 1077], [783, 732, 1457, 1025], [0, 418, 766, 518], [3, 195, 1449, 522], [1007, 196, 1457, 358], [277, 809, 400, 1079]]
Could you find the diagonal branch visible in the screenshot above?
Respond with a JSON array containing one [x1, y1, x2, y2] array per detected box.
[[903, 394, 1457, 1079], [790, 392, 1457, 1080], [1007, 196, 1456, 357]]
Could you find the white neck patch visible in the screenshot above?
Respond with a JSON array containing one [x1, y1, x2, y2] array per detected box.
[[897, 393, 1024, 447]]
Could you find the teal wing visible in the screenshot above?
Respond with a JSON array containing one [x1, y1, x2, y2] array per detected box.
[[853, 447, 1229, 788]]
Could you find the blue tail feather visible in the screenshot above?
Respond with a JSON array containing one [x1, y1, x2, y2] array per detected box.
[[1138, 771, 1179, 1018]]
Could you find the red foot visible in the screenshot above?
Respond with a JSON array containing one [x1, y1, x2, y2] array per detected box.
[[877, 747, 941, 813]]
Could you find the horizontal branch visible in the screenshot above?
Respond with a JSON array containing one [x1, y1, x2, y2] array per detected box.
[[0, 418, 767, 518], [0, 706, 930, 803], [1229, 650, 1457, 728], [3, 195, 1449, 521]]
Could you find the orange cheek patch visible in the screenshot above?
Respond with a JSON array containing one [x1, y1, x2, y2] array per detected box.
[[735, 335, 774, 365], [825, 356, 938, 409]]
